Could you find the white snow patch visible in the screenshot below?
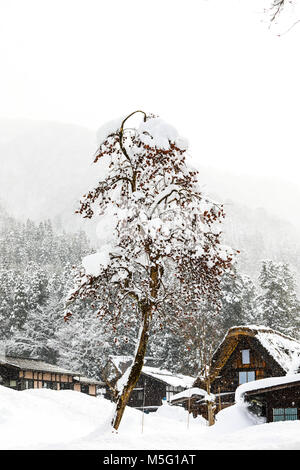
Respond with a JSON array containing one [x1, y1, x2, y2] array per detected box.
[[235, 373, 300, 405], [138, 117, 188, 150], [0, 386, 299, 449], [155, 403, 207, 425], [142, 366, 194, 388], [82, 245, 111, 276], [96, 116, 124, 146], [214, 403, 265, 434], [95, 211, 118, 245], [170, 387, 207, 403]]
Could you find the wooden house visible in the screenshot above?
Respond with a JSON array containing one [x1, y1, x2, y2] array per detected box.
[[174, 325, 300, 420], [0, 355, 104, 397], [236, 373, 300, 422], [102, 355, 194, 412]]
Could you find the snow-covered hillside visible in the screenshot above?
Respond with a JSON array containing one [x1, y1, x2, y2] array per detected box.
[[0, 386, 299, 450]]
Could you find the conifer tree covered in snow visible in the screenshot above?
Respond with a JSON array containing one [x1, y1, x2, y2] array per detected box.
[[67, 111, 234, 429], [0, 205, 138, 373], [219, 267, 258, 331], [0, 208, 96, 366], [256, 260, 300, 338], [10, 278, 29, 332]]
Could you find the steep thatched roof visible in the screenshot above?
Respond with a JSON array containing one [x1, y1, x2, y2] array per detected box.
[[194, 325, 300, 386]]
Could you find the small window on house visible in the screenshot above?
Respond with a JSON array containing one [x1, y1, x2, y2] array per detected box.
[[42, 381, 57, 390], [137, 391, 144, 401], [80, 384, 89, 394], [9, 380, 17, 388], [273, 408, 297, 422], [25, 380, 34, 389], [239, 371, 255, 384], [241, 349, 250, 364], [166, 386, 183, 402], [60, 382, 73, 390]]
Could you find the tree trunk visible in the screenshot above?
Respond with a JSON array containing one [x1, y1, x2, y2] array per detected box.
[[207, 401, 215, 426], [111, 303, 152, 430], [205, 375, 215, 426]]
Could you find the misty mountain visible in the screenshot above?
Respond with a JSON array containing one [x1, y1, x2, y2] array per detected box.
[[222, 202, 300, 290], [196, 165, 300, 232], [196, 166, 300, 291], [0, 118, 99, 238], [0, 118, 299, 289]]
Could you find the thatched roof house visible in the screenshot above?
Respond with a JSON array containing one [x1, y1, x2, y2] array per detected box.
[[201, 325, 300, 384], [188, 325, 300, 418]]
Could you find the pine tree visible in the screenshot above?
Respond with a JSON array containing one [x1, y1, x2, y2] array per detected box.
[[256, 260, 300, 337], [10, 278, 29, 332], [5, 303, 58, 362], [219, 268, 258, 330], [56, 306, 112, 379], [0, 206, 93, 358]]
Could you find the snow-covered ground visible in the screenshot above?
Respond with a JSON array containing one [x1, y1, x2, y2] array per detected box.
[[0, 385, 299, 450]]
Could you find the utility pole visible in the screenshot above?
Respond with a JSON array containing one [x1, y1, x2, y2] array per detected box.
[[141, 379, 146, 433]]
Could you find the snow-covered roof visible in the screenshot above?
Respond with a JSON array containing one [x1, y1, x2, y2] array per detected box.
[[170, 387, 207, 403], [254, 328, 300, 374], [229, 325, 300, 374], [107, 356, 194, 389], [235, 373, 300, 404], [141, 366, 194, 389], [205, 325, 300, 384], [73, 376, 105, 386], [0, 355, 78, 376]]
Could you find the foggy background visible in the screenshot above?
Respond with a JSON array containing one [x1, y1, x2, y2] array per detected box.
[[1, 0, 300, 288]]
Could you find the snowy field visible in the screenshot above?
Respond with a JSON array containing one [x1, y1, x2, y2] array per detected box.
[[0, 386, 300, 450]]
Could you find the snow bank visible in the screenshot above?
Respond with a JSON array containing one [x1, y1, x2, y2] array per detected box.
[[0, 387, 115, 449], [0, 386, 204, 450], [0, 386, 299, 450], [155, 403, 207, 425], [214, 403, 265, 434]]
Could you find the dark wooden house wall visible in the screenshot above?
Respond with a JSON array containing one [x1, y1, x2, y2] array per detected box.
[[0, 364, 19, 387], [211, 336, 285, 400], [128, 374, 166, 410], [246, 384, 300, 422]]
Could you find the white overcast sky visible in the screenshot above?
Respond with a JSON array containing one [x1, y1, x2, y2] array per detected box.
[[0, 0, 299, 185]]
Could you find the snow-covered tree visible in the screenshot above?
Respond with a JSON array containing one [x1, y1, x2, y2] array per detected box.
[[5, 302, 59, 362], [10, 278, 29, 332], [219, 268, 258, 330], [56, 305, 112, 379], [67, 111, 234, 430], [256, 260, 300, 337], [0, 208, 92, 356], [25, 262, 49, 310]]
